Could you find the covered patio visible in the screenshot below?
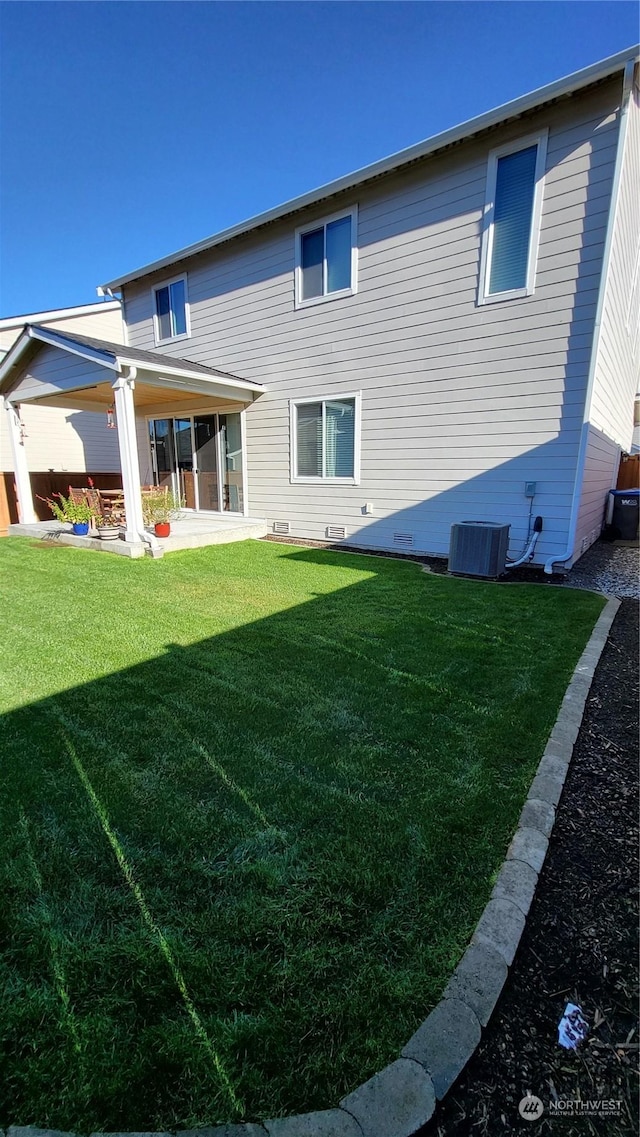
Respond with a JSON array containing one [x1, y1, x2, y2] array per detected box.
[[1, 324, 267, 557]]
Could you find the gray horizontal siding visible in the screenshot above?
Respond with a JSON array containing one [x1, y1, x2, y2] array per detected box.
[[574, 77, 640, 560], [588, 79, 640, 447], [124, 79, 622, 561], [574, 426, 620, 556], [9, 344, 112, 401]]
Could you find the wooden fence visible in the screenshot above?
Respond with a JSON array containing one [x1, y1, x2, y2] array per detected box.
[[0, 471, 123, 535], [616, 454, 640, 490]]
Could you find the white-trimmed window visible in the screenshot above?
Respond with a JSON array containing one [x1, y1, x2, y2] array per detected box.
[[478, 131, 548, 304], [152, 274, 190, 343], [290, 394, 361, 483], [295, 208, 358, 307]]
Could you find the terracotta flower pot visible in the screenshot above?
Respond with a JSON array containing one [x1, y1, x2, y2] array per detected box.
[[155, 522, 171, 538]]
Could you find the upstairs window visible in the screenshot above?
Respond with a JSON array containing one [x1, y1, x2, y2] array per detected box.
[[295, 208, 357, 307], [291, 395, 360, 482], [153, 275, 189, 342], [478, 132, 547, 304]]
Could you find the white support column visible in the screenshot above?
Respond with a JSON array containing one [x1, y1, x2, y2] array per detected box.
[[112, 369, 145, 544], [4, 400, 37, 524]]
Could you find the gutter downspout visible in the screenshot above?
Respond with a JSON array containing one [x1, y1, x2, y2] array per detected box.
[[545, 57, 636, 573]]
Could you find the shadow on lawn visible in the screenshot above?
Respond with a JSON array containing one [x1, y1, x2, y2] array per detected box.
[[0, 547, 603, 1132]]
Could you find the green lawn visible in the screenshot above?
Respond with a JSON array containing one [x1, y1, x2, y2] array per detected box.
[[0, 537, 603, 1130]]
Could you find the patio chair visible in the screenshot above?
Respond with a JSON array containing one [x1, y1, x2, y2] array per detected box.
[[98, 489, 126, 524], [69, 486, 101, 518], [140, 484, 169, 498]]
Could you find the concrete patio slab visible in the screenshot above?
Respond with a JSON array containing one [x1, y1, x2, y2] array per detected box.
[[9, 516, 268, 557]]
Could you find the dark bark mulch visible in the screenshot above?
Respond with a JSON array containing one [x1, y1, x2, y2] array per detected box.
[[261, 535, 566, 584], [418, 599, 639, 1136]]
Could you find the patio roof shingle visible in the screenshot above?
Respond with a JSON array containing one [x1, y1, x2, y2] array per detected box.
[[29, 325, 257, 385]]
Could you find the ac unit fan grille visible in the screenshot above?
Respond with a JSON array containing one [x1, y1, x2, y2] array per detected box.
[[449, 521, 510, 577]]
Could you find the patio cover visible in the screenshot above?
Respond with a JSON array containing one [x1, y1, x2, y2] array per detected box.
[[1, 323, 265, 545]]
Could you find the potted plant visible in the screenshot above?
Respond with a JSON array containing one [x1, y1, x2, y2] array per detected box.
[[94, 514, 121, 541], [141, 488, 182, 537], [40, 491, 94, 536]]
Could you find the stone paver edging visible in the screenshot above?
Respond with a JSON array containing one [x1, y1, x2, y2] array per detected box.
[[4, 596, 620, 1137]]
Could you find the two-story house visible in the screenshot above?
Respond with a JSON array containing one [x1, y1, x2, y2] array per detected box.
[[2, 46, 639, 569]]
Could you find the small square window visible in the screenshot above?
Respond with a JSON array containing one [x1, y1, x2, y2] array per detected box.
[[153, 275, 190, 342], [296, 209, 357, 307]]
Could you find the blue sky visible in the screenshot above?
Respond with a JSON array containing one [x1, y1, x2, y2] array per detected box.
[[0, 1, 637, 316]]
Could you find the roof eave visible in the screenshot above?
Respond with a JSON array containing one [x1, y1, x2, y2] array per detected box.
[[0, 328, 34, 394], [0, 300, 121, 330], [0, 325, 265, 400], [0, 324, 120, 398], [116, 353, 265, 393], [101, 44, 639, 291]]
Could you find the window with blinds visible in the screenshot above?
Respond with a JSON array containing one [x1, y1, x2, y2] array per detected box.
[[479, 132, 547, 304], [293, 397, 358, 480]]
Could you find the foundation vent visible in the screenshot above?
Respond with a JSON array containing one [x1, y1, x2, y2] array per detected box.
[[393, 532, 414, 548], [273, 521, 290, 536], [326, 525, 347, 540]]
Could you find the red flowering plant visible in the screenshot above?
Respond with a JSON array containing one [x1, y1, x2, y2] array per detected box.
[[37, 492, 93, 525]]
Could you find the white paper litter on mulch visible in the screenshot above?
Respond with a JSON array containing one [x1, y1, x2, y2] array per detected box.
[[558, 1002, 589, 1049]]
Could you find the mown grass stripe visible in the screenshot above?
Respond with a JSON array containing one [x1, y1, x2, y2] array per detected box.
[[59, 727, 243, 1119], [190, 741, 271, 828], [18, 810, 84, 1062]]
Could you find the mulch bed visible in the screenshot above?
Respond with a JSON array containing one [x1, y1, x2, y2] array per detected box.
[[261, 535, 566, 585], [418, 599, 639, 1137]]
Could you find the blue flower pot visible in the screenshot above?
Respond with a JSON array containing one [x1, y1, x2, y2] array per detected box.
[[72, 522, 90, 536]]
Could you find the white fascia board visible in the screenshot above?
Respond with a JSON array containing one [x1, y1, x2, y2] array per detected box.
[[0, 300, 121, 331], [27, 325, 120, 368], [4, 373, 113, 405], [131, 370, 262, 402], [121, 357, 265, 393], [0, 328, 32, 391], [101, 46, 638, 291]]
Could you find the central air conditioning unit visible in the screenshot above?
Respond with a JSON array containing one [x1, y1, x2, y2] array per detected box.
[[449, 521, 510, 578]]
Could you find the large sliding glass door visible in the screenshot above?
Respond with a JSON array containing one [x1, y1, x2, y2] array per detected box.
[[219, 414, 244, 513], [174, 418, 196, 509], [150, 419, 175, 490], [148, 412, 244, 514], [193, 416, 220, 512]]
